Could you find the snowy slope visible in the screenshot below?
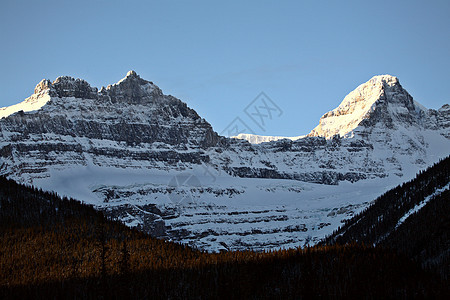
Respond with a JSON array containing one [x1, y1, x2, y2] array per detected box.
[[394, 182, 449, 231], [0, 81, 51, 119], [0, 72, 448, 252]]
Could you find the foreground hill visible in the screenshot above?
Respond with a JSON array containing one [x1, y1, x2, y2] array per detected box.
[[323, 156, 450, 278], [0, 176, 447, 298]]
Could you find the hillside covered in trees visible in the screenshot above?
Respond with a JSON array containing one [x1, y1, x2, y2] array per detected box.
[[323, 156, 450, 279], [0, 175, 448, 298]]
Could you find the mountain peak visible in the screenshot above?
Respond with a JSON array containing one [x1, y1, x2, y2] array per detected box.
[[106, 71, 162, 104], [50, 76, 98, 99], [368, 74, 399, 86], [30, 76, 99, 100], [126, 70, 138, 77], [308, 74, 422, 139], [112, 70, 146, 87], [34, 79, 52, 95], [1, 72, 164, 120]]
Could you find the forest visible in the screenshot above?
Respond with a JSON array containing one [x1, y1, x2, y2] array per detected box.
[[0, 159, 448, 298], [323, 156, 449, 279]]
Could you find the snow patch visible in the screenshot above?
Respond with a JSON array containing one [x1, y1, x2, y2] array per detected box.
[[395, 182, 449, 230], [0, 93, 51, 119]]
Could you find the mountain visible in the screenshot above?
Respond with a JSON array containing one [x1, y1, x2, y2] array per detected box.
[[235, 75, 450, 143], [309, 75, 422, 138], [322, 156, 450, 279], [0, 72, 448, 251], [0, 71, 218, 182]]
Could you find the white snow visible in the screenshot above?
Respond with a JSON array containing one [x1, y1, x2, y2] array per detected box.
[[31, 160, 403, 251], [232, 133, 305, 144], [0, 93, 51, 119], [395, 182, 449, 230]]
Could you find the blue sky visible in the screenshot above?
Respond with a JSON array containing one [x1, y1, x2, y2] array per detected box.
[[1, 0, 449, 136]]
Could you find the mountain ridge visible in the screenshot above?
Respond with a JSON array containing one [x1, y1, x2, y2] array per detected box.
[[0, 71, 448, 251]]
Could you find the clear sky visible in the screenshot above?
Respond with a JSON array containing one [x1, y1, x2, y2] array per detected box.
[[1, 0, 449, 136]]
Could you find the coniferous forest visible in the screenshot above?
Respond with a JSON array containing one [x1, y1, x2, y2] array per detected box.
[[323, 156, 450, 279], [0, 158, 449, 298]]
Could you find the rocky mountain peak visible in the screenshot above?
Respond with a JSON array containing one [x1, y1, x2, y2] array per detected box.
[[126, 70, 138, 78], [0, 71, 219, 149], [49, 76, 98, 99], [428, 103, 450, 138], [106, 71, 162, 104], [29, 71, 163, 105], [439, 104, 450, 113], [308, 75, 422, 139], [368, 74, 399, 87], [32, 76, 99, 99], [109, 70, 148, 87], [34, 79, 52, 95]]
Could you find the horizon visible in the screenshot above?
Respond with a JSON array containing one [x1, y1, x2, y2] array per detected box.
[[1, 0, 449, 136]]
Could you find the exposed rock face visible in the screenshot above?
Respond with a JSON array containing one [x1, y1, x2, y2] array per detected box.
[[50, 76, 99, 99], [427, 104, 450, 138], [34, 79, 52, 94], [106, 70, 160, 104], [212, 136, 381, 185], [0, 71, 220, 182], [0, 72, 448, 252]]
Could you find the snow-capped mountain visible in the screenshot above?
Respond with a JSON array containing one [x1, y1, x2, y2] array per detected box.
[[0, 72, 448, 251], [308, 75, 446, 139], [0, 71, 218, 182]]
